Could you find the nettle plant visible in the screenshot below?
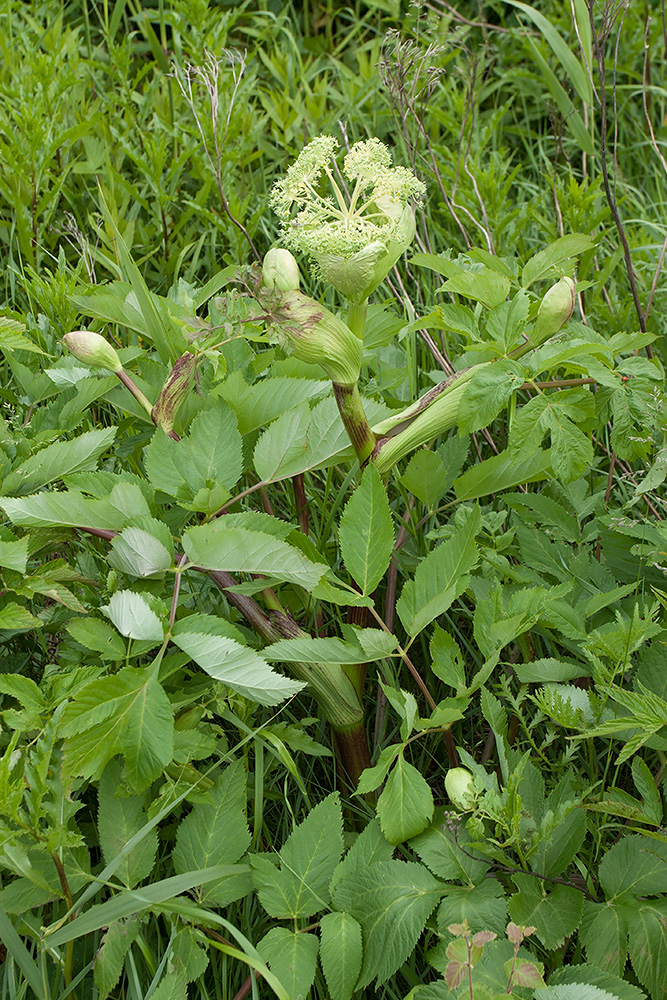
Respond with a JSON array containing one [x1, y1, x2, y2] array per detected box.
[[0, 137, 665, 999]]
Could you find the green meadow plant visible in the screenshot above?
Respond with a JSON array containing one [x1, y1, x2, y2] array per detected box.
[[1, 3, 667, 1000]]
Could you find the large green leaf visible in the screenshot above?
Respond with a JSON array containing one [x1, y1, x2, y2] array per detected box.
[[331, 859, 443, 988], [397, 506, 481, 636], [376, 755, 434, 844], [410, 810, 490, 883], [329, 818, 394, 895], [339, 462, 394, 595], [507, 874, 583, 949], [60, 666, 173, 789], [108, 521, 174, 578], [521, 236, 596, 287], [216, 372, 329, 434], [628, 900, 667, 1000], [251, 793, 343, 918], [98, 761, 157, 888], [598, 834, 667, 901], [436, 880, 508, 938], [0, 536, 28, 573], [182, 522, 325, 590], [0, 482, 151, 530], [94, 917, 141, 1000], [173, 762, 252, 905], [100, 590, 164, 642], [319, 911, 363, 1000], [262, 631, 397, 665], [458, 360, 524, 433], [454, 446, 553, 500], [2, 428, 117, 496], [258, 929, 319, 1000], [143, 401, 243, 512], [171, 615, 304, 706]]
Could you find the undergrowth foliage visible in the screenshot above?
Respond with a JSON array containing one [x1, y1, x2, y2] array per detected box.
[[0, 3, 666, 1000]]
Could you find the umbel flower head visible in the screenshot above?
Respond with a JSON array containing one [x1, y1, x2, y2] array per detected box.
[[270, 136, 425, 303]]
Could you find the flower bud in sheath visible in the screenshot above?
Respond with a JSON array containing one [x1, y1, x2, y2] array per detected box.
[[268, 289, 362, 385], [63, 330, 122, 373], [532, 276, 576, 346], [151, 352, 198, 436], [445, 767, 475, 810], [262, 247, 301, 292]]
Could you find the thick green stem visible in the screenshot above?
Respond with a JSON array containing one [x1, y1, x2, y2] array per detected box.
[[332, 381, 376, 466], [372, 373, 474, 477], [346, 299, 368, 340]]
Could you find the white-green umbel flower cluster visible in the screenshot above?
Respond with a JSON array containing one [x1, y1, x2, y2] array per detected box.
[[270, 135, 425, 303]]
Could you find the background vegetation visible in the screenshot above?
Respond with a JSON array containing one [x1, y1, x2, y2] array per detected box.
[[1, 2, 666, 999]]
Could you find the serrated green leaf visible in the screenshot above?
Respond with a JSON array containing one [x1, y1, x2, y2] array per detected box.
[[2, 428, 117, 496], [410, 810, 490, 883], [67, 618, 127, 659], [397, 506, 481, 636], [108, 525, 173, 577], [60, 667, 173, 789], [329, 818, 394, 895], [0, 536, 28, 573], [100, 590, 164, 642], [529, 805, 586, 878], [533, 986, 617, 1000], [454, 446, 553, 501], [216, 373, 329, 434], [507, 875, 583, 949], [399, 449, 448, 507], [182, 522, 325, 590], [0, 483, 150, 530], [436, 880, 508, 937], [0, 602, 42, 630], [458, 361, 524, 433], [0, 674, 44, 711], [173, 761, 251, 905], [598, 835, 667, 901], [550, 963, 648, 1000], [628, 900, 667, 1000], [339, 463, 394, 595], [521, 234, 595, 287], [144, 402, 242, 511], [253, 402, 312, 481], [331, 859, 443, 988], [376, 755, 434, 844], [258, 929, 319, 1000], [251, 793, 343, 918], [631, 757, 664, 826], [319, 911, 362, 1000], [0, 316, 45, 354], [171, 615, 304, 706], [98, 762, 157, 888], [580, 899, 632, 976], [263, 632, 397, 665], [94, 916, 141, 1000]]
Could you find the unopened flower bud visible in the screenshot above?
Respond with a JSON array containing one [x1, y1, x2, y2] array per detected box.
[[532, 276, 576, 345], [263, 248, 300, 292], [151, 352, 198, 437], [269, 290, 362, 385], [445, 767, 475, 811], [63, 330, 122, 373]]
